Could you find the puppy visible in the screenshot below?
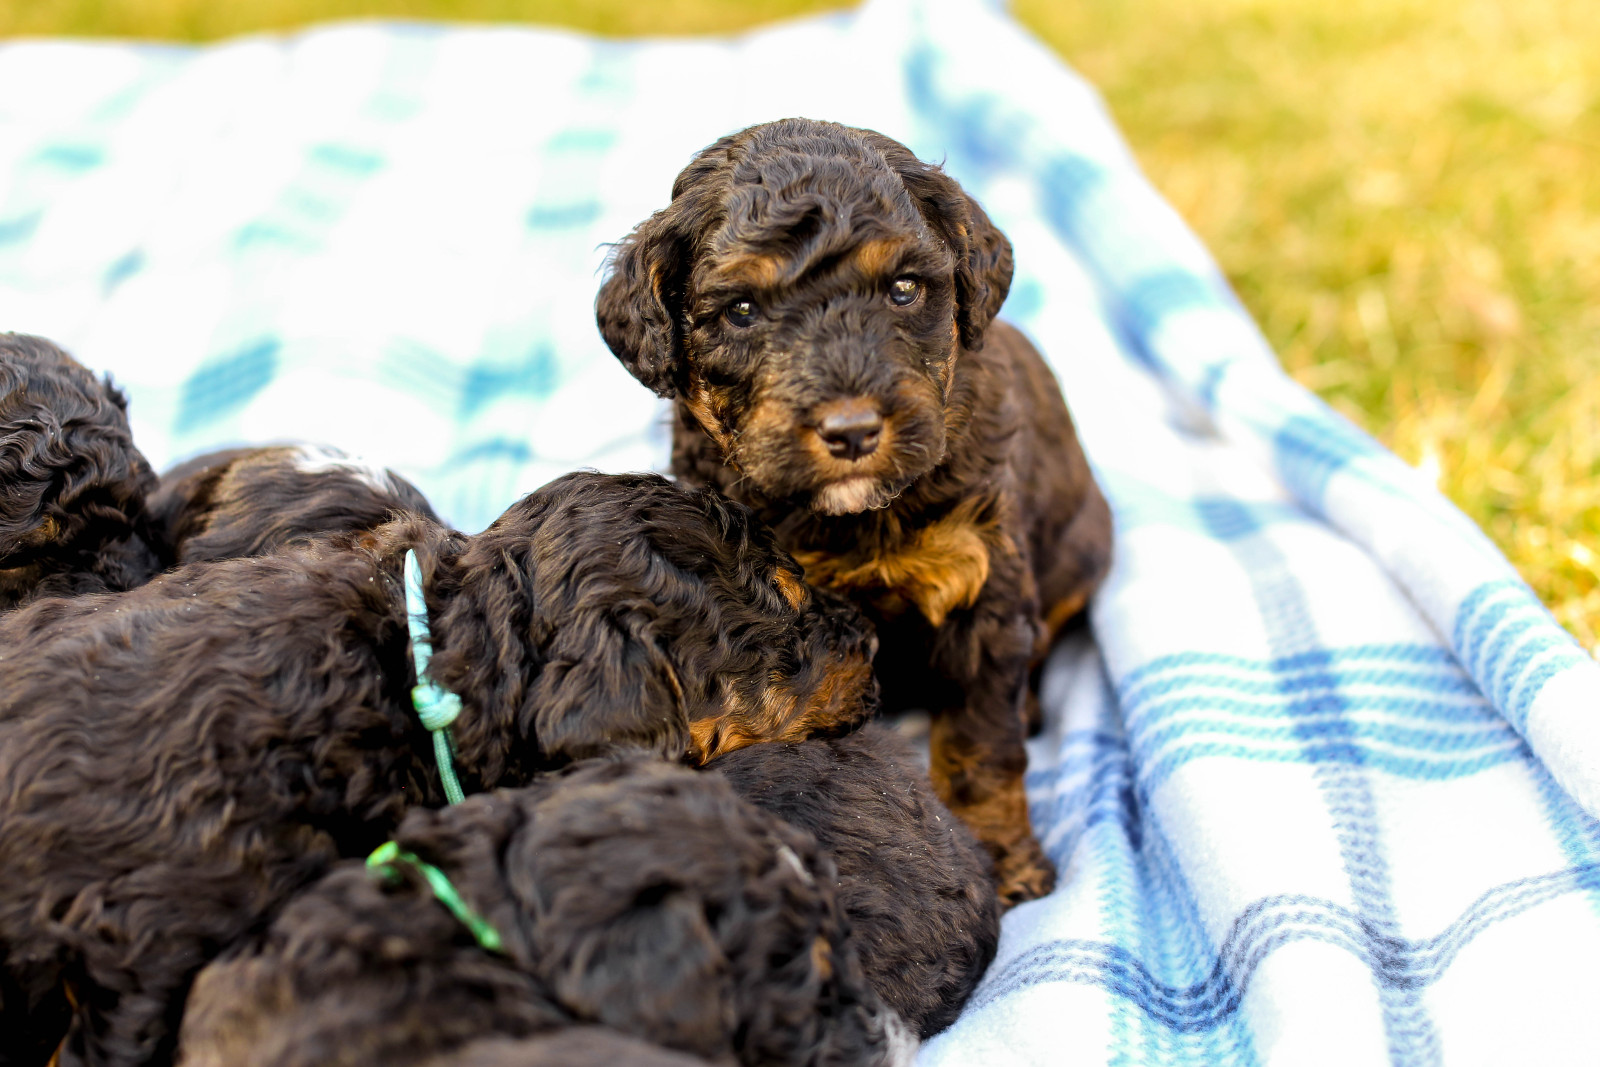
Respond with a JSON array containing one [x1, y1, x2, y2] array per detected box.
[[597, 118, 1112, 903], [709, 724, 999, 1037], [149, 444, 440, 565], [0, 334, 162, 609], [0, 472, 877, 1067], [179, 761, 912, 1067]]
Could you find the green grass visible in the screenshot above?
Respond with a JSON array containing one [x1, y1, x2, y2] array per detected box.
[[1018, 0, 1600, 650], [6, 0, 1598, 649]]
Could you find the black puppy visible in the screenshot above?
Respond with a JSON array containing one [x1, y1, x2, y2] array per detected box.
[[710, 724, 998, 1037], [178, 761, 912, 1067], [597, 118, 1112, 903], [0, 334, 161, 608], [0, 472, 876, 1067], [150, 444, 440, 565]]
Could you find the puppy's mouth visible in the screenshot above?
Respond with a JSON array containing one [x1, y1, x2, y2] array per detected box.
[[810, 476, 903, 516]]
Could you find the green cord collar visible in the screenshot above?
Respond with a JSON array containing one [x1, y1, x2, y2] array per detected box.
[[404, 549, 466, 804], [366, 840, 505, 954]]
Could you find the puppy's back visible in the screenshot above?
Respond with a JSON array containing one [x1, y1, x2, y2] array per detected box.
[[986, 320, 1113, 633], [150, 443, 439, 565], [0, 543, 415, 837]]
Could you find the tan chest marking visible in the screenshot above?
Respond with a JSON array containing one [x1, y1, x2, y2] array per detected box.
[[795, 502, 1000, 628]]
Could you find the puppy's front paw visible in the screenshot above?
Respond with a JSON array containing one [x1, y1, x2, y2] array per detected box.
[[994, 837, 1056, 907]]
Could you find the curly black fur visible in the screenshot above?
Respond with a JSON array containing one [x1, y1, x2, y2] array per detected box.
[[178, 762, 913, 1067], [0, 472, 877, 1067], [149, 444, 440, 565], [597, 119, 1113, 903], [0, 334, 161, 608], [709, 725, 998, 1037]]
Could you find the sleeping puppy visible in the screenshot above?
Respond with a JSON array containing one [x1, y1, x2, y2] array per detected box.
[[149, 444, 440, 565], [709, 724, 999, 1037], [178, 761, 912, 1067], [0, 334, 162, 609], [597, 117, 1112, 903], [0, 472, 877, 1067]]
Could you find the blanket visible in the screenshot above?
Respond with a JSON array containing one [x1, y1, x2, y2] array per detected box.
[[3, 1, 1598, 1062]]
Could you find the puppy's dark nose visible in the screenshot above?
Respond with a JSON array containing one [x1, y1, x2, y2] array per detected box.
[[816, 403, 883, 461]]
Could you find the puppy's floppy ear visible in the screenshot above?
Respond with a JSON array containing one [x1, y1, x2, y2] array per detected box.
[[596, 209, 691, 398], [598, 140, 738, 398], [951, 193, 1015, 347], [865, 134, 1014, 350], [527, 611, 690, 764]]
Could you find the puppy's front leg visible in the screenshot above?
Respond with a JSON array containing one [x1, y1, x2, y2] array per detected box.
[[928, 579, 1055, 907]]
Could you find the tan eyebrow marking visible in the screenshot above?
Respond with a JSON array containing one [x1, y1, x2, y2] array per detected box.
[[851, 237, 915, 277], [709, 252, 785, 291]]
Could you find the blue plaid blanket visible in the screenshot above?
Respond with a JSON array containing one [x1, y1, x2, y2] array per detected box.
[[4, 0, 1599, 1062]]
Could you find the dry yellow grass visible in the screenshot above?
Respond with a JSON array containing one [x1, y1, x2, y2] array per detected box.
[[1019, 0, 1600, 649], [0, 0, 847, 39], [6, 0, 1597, 647]]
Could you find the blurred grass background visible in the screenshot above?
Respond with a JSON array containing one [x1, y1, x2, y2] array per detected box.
[[5, 0, 1597, 649]]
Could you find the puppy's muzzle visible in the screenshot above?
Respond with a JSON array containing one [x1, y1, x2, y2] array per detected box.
[[814, 398, 883, 462]]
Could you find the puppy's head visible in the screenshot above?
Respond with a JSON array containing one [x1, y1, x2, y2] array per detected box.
[[710, 725, 1000, 1038], [0, 334, 159, 601], [425, 472, 878, 774], [151, 444, 439, 565], [491, 759, 913, 1067], [597, 118, 1013, 515]]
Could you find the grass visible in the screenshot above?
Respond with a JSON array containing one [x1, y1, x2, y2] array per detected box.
[[5, 0, 1598, 649], [1018, 0, 1600, 650], [0, 0, 849, 39]]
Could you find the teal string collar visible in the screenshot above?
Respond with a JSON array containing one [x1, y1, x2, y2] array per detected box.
[[404, 549, 466, 805], [366, 841, 505, 954]]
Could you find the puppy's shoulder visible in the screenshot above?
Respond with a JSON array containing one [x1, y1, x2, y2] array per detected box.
[[977, 319, 1094, 485]]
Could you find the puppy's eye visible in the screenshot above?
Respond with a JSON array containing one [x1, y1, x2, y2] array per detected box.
[[889, 277, 920, 307], [724, 300, 758, 328]]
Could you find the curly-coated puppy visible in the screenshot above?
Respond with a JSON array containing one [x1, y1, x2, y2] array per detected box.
[[179, 761, 913, 1067], [149, 444, 440, 565], [0, 472, 877, 1067], [597, 117, 1112, 903], [709, 724, 998, 1037], [420, 1032, 713, 1067], [0, 334, 161, 609]]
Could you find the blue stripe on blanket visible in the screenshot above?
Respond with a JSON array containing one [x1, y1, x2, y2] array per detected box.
[[969, 864, 1600, 1025], [1201, 496, 1440, 1059], [1273, 413, 1387, 508], [177, 338, 282, 431], [1455, 579, 1590, 732], [1111, 642, 1526, 796]]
